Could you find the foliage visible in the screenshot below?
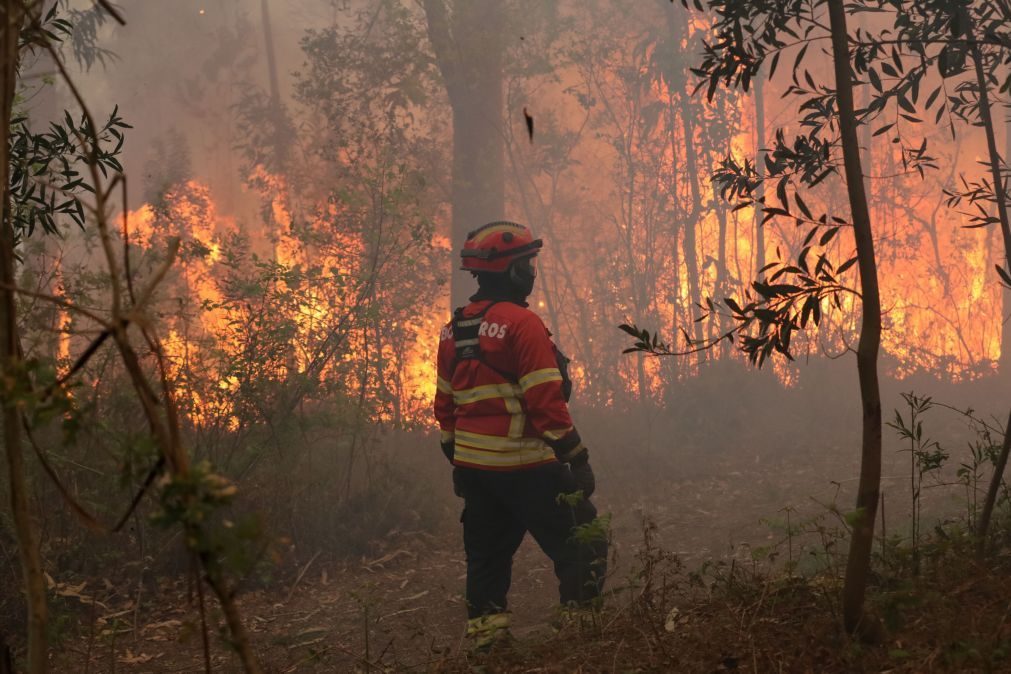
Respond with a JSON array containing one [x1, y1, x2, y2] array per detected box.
[[10, 3, 130, 241], [9, 107, 129, 238], [886, 392, 948, 572], [624, 0, 1011, 368]]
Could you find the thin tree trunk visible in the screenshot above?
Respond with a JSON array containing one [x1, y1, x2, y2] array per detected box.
[[1004, 81, 1011, 375], [714, 200, 730, 355], [828, 0, 883, 640], [966, 32, 1011, 538], [679, 105, 706, 357], [1, 2, 48, 670], [260, 0, 280, 105], [753, 70, 766, 279], [967, 37, 1011, 375], [976, 409, 1011, 557], [663, 6, 705, 363]]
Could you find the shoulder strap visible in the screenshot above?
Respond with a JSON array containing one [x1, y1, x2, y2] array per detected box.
[[451, 302, 495, 361], [555, 348, 573, 402], [451, 302, 518, 383]]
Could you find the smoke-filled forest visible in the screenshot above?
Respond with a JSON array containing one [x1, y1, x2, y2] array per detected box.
[[2, 0, 1011, 671]]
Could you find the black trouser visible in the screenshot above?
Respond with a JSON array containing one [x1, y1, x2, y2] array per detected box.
[[456, 462, 608, 619]]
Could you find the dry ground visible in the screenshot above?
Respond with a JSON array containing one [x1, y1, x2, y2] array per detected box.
[[44, 433, 1011, 673]]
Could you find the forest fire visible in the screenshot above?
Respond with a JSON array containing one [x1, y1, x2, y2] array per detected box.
[[116, 126, 1006, 429], [119, 145, 1004, 430], [121, 175, 442, 427], [7, 1, 1011, 671]]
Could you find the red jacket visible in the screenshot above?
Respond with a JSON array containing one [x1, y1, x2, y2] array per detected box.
[[434, 300, 582, 470]]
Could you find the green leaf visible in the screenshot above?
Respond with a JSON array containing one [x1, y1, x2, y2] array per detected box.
[[873, 122, 895, 137], [868, 68, 882, 92], [819, 227, 840, 246], [996, 265, 1011, 288], [837, 256, 859, 274]]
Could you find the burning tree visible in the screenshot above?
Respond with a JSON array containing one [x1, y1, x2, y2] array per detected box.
[[623, 0, 1011, 636]]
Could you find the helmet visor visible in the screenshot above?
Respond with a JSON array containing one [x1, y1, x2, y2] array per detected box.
[[515, 255, 537, 280]]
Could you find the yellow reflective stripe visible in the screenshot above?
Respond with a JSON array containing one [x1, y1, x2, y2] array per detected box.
[[502, 397, 525, 439], [454, 445, 555, 466], [472, 223, 523, 244], [543, 426, 573, 442], [508, 411, 526, 439], [437, 376, 453, 394], [456, 430, 548, 452], [453, 382, 522, 405], [440, 430, 455, 443], [519, 368, 563, 393]]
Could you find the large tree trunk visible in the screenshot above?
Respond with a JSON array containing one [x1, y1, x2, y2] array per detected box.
[[1, 2, 49, 670], [422, 0, 506, 309], [828, 0, 883, 639]]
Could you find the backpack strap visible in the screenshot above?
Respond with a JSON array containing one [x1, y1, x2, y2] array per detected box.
[[555, 348, 573, 402], [451, 302, 518, 383]]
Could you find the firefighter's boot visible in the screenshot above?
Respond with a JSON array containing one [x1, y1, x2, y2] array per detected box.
[[466, 612, 512, 653]]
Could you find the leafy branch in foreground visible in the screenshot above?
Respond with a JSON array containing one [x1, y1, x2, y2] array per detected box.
[[622, 250, 858, 366], [9, 106, 130, 237]]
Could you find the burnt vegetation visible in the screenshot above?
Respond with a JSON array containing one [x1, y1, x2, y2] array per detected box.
[[1, 0, 1011, 671]]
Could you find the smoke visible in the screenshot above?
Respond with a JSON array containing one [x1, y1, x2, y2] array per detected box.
[[39, 0, 1011, 558]]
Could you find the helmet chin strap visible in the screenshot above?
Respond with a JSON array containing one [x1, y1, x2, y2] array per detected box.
[[473, 268, 533, 304], [508, 264, 535, 298]]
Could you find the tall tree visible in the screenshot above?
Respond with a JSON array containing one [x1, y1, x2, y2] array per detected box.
[[826, 0, 882, 636], [1005, 83, 1011, 376], [624, 0, 913, 634], [422, 0, 506, 307], [1, 2, 48, 670]]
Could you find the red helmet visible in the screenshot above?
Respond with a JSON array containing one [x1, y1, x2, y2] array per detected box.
[[460, 221, 543, 273]]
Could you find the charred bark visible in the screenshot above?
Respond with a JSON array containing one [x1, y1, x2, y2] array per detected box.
[[828, 0, 884, 640]]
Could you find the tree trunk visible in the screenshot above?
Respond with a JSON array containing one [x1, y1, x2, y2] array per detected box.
[[753, 70, 766, 279], [976, 409, 1011, 556], [1, 2, 49, 670], [679, 100, 706, 358], [969, 31, 1011, 550], [967, 37, 1011, 377], [828, 0, 883, 640], [422, 0, 506, 309], [1004, 82, 1011, 376], [714, 199, 730, 355]]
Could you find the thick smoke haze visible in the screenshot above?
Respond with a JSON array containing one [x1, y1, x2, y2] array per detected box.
[[53, 0, 1011, 525], [8, 2, 1011, 667], [48, 0, 1009, 514]]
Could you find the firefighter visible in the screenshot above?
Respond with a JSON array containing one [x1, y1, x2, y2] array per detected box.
[[434, 221, 607, 649]]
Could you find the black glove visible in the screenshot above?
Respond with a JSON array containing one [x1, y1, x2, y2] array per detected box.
[[568, 453, 595, 499], [452, 467, 465, 498], [441, 440, 455, 463]]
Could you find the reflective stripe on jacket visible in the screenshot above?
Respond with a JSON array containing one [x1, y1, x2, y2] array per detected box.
[[434, 300, 576, 470]]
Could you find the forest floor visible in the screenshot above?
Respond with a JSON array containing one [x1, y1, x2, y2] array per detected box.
[[50, 530, 1011, 673], [46, 428, 1011, 673]]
